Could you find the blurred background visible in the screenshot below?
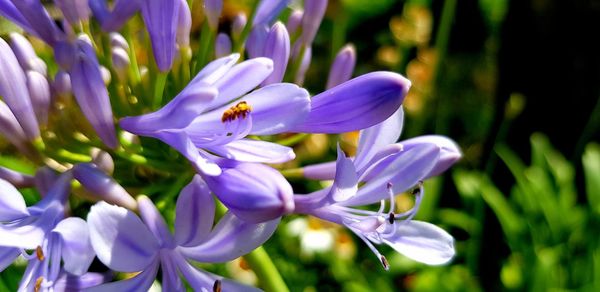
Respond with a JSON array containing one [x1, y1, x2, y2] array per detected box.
[[2, 0, 600, 291]]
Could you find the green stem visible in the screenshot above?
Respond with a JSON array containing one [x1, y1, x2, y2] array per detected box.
[[194, 22, 216, 73], [232, 0, 260, 53], [153, 72, 168, 109], [280, 168, 304, 180], [276, 133, 310, 146], [244, 247, 290, 292]]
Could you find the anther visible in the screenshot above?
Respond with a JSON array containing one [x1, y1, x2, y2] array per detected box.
[[411, 180, 424, 195], [380, 255, 389, 270], [213, 279, 222, 292], [34, 277, 43, 292], [35, 246, 45, 261], [386, 182, 393, 189], [221, 101, 252, 122], [388, 212, 395, 224]]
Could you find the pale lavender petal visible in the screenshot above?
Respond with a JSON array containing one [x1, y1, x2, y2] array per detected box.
[[160, 251, 184, 292], [138, 196, 175, 248], [26, 70, 51, 126], [52, 217, 94, 275], [401, 135, 462, 177], [291, 72, 411, 133], [119, 86, 217, 134], [300, 0, 327, 45], [379, 220, 455, 265], [0, 247, 20, 272], [215, 33, 232, 58], [175, 176, 215, 246], [246, 25, 269, 59], [93, 0, 142, 32], [189, 53, 239, 86], [253, 0, 290, 26], [34, 172, 72, 208], [262, 22, 290, 85], [55, 0, 91, 24], [9, 33, 46, 75], [302, 161, 337, 180], [286, 10, 303, 35], [111, 47, 130, 80], [203, 162, 293, 223], [326, 44, 356, 89], [87, 202, 160, 272], [0, 101, 29, 149], [34, 166, 58, 197], [53, 70, 72, 96], [152, 131, 222, 176], [70, 38, 118, 148], [344, 144, 440, 206], [0, 205, 60, 249], [354, 107, 404, 171], [109, 33, 129, 51], [85, 259, 159, 292], [207, 139, 295, 164], [72, 163, 137, 210], [9, 0, 63, 45], [329, 145, 358, 202], [0, 38, 39, 140], [204, 0, 222, 30], [0, 166, 34, 188], [179, 212, 279, 262], [0, 178, 29, 221], [140, 0, 180, 71], [177, 0, 191, 47], [52, 272, 111, 291], [90, 148, 115, 175]]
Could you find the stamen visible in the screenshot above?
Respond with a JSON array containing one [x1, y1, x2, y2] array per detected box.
[[380, 255, 389, 270], [388, 212, 395, 224], [35, 246, 45, 261], [221, 101, 252, 123], [352, 230, 389, 270], [213, 279, 222, 292], [387, 182, 396, 214], [34, 277, 43, 292]]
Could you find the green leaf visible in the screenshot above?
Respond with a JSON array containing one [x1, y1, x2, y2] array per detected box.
[[583, 143, 600, 214], [479, 176, 523, 247]]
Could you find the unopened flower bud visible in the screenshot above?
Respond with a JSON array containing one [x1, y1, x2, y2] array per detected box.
[[55, 0, 91, 24], [109, 33, 130, 51], [232, 13, 247, 40], [301, 0, 328, 46], [204, 0, 222, 30], [326, 44, 356, 89], [177, 0, 192, 48], [215, 33, 232, 58], [286, 10, 303, 36], [53, 70, 72, 97], [73, 163, 137, 210], [26, 71, 51, 126], [262, 22, 290, 85], [90, 148, 115, 175]]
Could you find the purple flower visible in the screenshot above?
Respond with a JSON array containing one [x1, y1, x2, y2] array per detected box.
[[55, 0, 91, 25], [89, 0, 142, 32], [0, 100, 30, 151], [204, 0, 222, 30], [300, 0, 328, 46], [72, 163, 137, 210], [286, 10, 303, 36], [0, 175, 101, 291], [262, 22, 290, 86], [141, 0, 181, 72], [290, 72, 411, 133], [26, 70, 51, 127], [86, 176, 277, 291], [9, 33, 47, 76], [294, 108, 461, 267], [232, 12, 247, 40], [253, 0, 291, 27], [215, 33, 232, 58], [177, 0, 192, 48], [326, 44, 356, 89], [120, 54, 310, 175], [0, 0, 64, 45]]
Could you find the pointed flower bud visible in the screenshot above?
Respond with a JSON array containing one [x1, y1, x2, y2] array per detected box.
[[231, 13, 247, 40], [109, 32, 130, 51], [203, 162, 294, 223], [246, 25, 269, 58], [286, 10, 303, 36], [177, 0, 192, 48], [0, 38, 39, 140], [9, 33, 47, 76], [53, 70, 72, 97], [141, 0, 181, 71], [69, 37, 118, 148], [301, 0, 328, 46], [291, 72, 411, 133], [326, 44, 356, 89], [253, 0, 291, 27], [215, 33, 232, 58], [204, 0, 222, 30], [262, 22, 290, 85], [294, 45, 311, 85], [72, 163, 137, 210], [89, 0, 142, 32], [55, 0, 91, 25], [111, 47, 130, 81], [26, 70, 51, 126]]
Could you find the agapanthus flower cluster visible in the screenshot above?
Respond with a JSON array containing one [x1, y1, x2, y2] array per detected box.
[[0, 0, 461, 291]]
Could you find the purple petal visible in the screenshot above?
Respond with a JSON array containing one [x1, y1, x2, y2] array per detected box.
[[344, 144, 440, 206], [70, 38, 118, 148], [203, 162, 293, 223], [160, 251, 184, 292], [55, 0, 91, 24], [291, 71, 411, 133], [85, 259, 159, 292], [152, 131, 222, 176], [53, 70, 72, 96], [179, 212, 279, 262], [401, 135, 462, 178], [87, 202, 160, 272], [354, 107, 404, 172], [246, 25, 269, 58], [138, 196, 175, 248], [119, 86, 218, 134], [207, 139, 295, 164], [0, 1, 36, 34], [326, 44, 356, 89], [302, 161, 337, 180], [262, 22, 290, 85], [9, 0, 63, 45], [253, 0, 290, 26], [0, 101, 29, 150], [0, 179, 28, 221], [0, 165, 33, 189], [177, 0, 191, 47], [0, 205, 60, 249], [26, 70, 51, 126], [91, 148, 115, 175], [141, 0, 180, 71], [175, 176, 215, 246], [300, 0, 328, 46], [189, 53, 239, 86], [0, 38, 40, 140], [215, 33, 232, 58], [329, 145, 358, 202], [52, 272, 111, 291], [204, 0, 222, 30], [34, 166, 58, 197], [52, 217, 94, 275], [379, 220, 455, 265], [72, 163, 137, 210], [93, 0, 142, 32], [0, 247, 20, 272], [9, 33, 46, 75], [286, 10, 303, 35]]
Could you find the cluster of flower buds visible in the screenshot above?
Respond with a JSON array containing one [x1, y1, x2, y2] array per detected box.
[[0, 0, 461, 291]]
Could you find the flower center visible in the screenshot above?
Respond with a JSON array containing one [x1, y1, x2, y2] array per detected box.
[[221, 101, 252, 123]]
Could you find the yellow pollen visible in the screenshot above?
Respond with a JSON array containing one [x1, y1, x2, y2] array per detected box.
[[34, 277, 43, 292], [36, 246, 45, 261], [221, 101, 252, 123], [213, 279, 222, 292]]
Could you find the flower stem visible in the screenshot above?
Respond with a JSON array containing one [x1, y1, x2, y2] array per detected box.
[[153, 72, 168, 109], [243, 247, 289, 292], [232, 0, 260, 53], [194, 22, 215, 72]]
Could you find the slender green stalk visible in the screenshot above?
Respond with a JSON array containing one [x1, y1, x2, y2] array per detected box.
[[280, 168, 304, 180], [276, 133, 310, 146], [153, 72, 168, 109], [194, 22, 216, 73], [232, 0, 260, 53], [244, 247, 289, 292]]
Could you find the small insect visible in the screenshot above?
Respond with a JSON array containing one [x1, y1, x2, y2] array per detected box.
[[221, 101, 252, 122]]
